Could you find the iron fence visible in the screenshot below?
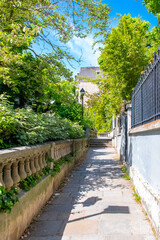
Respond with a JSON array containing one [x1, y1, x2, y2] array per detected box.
[[131, 49, 160, 128]]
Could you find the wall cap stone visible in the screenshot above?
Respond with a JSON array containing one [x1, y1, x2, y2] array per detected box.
[[129, 119, 160, 135], [126, 104, 132, 110], [0, 142, 53, 164], [0, 138, 88, 164]]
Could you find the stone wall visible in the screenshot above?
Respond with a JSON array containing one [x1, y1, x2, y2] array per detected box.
[[0, 138, 88, 240]]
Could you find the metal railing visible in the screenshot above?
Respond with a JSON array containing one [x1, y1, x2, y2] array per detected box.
[[131, 49, 160, 128]]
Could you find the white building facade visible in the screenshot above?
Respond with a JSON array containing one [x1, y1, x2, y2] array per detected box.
[[76, 67, 101, 104]]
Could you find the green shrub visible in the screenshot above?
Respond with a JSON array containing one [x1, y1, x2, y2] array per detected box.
[[0, 186, 19, 213], [19, 174, 41, 191], [0, 95, 85, 149]]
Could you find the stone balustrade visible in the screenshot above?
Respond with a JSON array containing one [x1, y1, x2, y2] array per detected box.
[[54, 140, 72, 161], [0, 138, 88, 189]]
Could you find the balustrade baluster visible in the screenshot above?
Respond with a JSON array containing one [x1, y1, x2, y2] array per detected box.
[[30, 156, 36, 174], [3, 162, 13, 189], [60, 146, 63, 158], [40, 153, 45, 168], [12, 160, 20, 186], [38, 154, 44, 169], [19, 158, 27, 180], [56, 147, 58, 160], [62, 145, 65, 157], [58, 147, 60, 159], [51, 144, 55, 159], [43, 153, 47, 167], [46, 152, 53, 169], [25, 158, 32, 176], [34, 155, 40, 172], [0, 163, 5, 187], [55, 147, 58, 160]]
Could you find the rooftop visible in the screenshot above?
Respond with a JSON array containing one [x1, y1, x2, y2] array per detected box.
[[76, 67, 102, 80]]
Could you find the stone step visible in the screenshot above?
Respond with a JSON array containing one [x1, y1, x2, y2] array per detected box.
[[90, 142, 112, 145], [90, 138, 112, 142], [89, 138, 112, 148], [90, 145, 112, 148], [90, 142, 112, 143], [90, 140, 111, 143], [90, 143, 112, 146]]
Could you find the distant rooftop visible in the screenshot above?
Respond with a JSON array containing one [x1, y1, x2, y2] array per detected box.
[[76, 67, 102, 80]]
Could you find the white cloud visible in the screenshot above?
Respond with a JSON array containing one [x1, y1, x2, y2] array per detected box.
[[66, 35, 101, 76], [33, 33, 101, 77]]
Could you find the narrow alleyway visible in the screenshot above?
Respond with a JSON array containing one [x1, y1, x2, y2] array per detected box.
[[24, 148, 156, 240]]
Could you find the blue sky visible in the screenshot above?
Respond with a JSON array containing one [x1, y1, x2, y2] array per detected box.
[[105, 0, 157, 28], [33, 0, 158, 77]]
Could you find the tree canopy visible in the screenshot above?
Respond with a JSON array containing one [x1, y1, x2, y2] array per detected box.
[[143, 0, 160, 23], [1, 0, 112, 146], [1, 1, 159, 135], [89, 14, 160, 132], [99, 15, 153, 111], [0, 0, 110, 82], [0, 0, 110, 122]]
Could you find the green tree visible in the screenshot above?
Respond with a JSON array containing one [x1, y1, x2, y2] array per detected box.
[[0, 0, 110, 83], [57, 102, 83, 122], [85, 92, 111, 132], [0, 52, 74, 109], [0, 0, 110, 123], [147, 26, 160, 54], [143, 0, 160, 23], [99, 14, 155, 115]]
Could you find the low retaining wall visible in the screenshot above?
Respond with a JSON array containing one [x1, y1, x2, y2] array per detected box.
[[0, 138, 88, 240], [129, 128, 160, 194], [128, 125, 160, 238], [130, 166, 160, 237]]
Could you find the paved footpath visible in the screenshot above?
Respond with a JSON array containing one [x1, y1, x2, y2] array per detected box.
[[24, 148, 156, 240]]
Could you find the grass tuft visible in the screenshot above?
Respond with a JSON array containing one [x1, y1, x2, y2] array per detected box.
[[122, 173, 130, 180], [132, 185, 141, 202], [122, 165, 127, 173]]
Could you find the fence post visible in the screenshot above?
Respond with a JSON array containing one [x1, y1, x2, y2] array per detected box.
[[154, 52, 157, 119], [131, 91, 135, 128], [141, 73, 144, 125], [126, 104, 132, 164]]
